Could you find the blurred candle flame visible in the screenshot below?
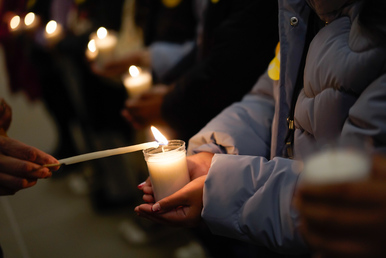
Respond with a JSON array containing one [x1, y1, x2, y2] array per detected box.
[[24, 12, 35, 26], [10, 15, 21, 30], [129, 65, 140, 77], [46, 20, 57, 34], [88, 39, 97, 52], [151, 126, 169, 145], [97, 27, 108, 39]]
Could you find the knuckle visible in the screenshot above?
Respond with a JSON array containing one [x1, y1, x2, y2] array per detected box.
[[23, 147, 38, 162]]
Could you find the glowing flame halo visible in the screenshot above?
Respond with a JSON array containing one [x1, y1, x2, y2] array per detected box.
[[151, 126, 168, 145]]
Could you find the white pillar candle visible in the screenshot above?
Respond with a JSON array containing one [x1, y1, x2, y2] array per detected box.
[[44, 20, 64, 46], [93, 27, 117, 67], [301, 148, 370, 184], [122, 65, 152, 98], [143, 140, 190, 202]]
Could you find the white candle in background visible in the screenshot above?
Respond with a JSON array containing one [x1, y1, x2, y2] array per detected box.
[[122, 65, 152, 98], [44, 20, 63, 45], [143, 127, 190, 202], [24, 12, 40, 31], [9, 15, 22, 33], [93, 27, 117, 66], [85, 39, 99, 61], [301, 148, 370, 184]]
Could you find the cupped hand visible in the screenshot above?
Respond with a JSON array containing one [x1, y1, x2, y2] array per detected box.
[[121, 85, 170, 129], [137, 152, 214, 203], [135, 175, 206, 227], [293, 154, 386, 258]]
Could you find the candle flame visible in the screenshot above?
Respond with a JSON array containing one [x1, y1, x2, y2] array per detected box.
[[46, 20, 57, 34], [24, 12, 35, 26], [10, 15, 21, 29], [97, 27, 108, 39], [129, 65, 140, 77], [88, 39, 97, 52], [151, 126, 168, 145]]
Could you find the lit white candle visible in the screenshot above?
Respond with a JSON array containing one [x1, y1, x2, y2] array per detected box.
[[9, 15, 22, 33], [24, 12, 40, 31], [122, 65, 152, 98], [85, 39, 99, 61], [93, 27, 117, 66], [44, 141, 159, 167], [143, 127, 190, 201], [44, 20, 64, 45], [301, 148, 370, 184]]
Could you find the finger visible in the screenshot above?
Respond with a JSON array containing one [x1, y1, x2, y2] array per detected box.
[[135, 203, 193, 226], [0, 98, 12, 131], [372, 154, 386, 179], [142, 193, 155, 203], [0, 155, 53, 179], [0, 137, 58, 165], [298, 181, 384, 206], [304, 228, 373, 258], [0, 173, 37, 191]]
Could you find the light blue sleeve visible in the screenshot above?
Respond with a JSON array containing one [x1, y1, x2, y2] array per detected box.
[[149, 41, 195, 81], [187, 71, 274, 158], [203, 155, 307, 254], [342, 74, 386, 153], [187, 72, 308, 254]]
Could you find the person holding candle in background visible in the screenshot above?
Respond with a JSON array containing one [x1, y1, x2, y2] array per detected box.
[[135, 0, 386, 256], [293, 153, 386, 258], [91, 0, 198, 83], [120, 0, 279, 143]]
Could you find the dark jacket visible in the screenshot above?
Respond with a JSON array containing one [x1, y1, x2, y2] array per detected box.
[[161, 0, 279, 142]]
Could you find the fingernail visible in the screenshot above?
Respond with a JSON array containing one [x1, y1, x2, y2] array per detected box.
[[152, 203, 161, 212], [137, 181, 146, 189]]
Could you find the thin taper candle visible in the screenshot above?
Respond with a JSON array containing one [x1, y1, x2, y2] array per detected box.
[[45, 141, 159, 167]]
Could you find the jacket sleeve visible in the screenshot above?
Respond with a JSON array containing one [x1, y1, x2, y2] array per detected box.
[[187, 72, 308, 254], [203, 155, 307, 254], [342, 74, 386, 152], [187, 71, 275, 158]]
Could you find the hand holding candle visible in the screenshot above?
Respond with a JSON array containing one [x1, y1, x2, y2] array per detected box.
[[142, 127, 189, 202]]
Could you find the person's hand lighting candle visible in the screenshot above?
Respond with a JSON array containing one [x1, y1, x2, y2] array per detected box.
[[142, 126, 190, 202]]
